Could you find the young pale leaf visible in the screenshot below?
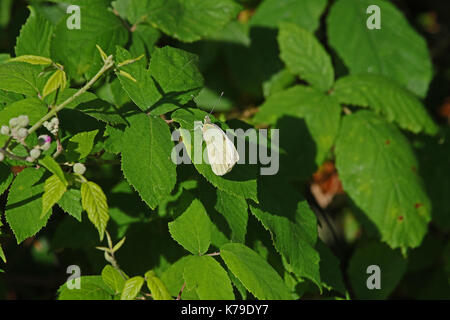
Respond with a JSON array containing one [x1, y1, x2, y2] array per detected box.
[[332, 74, 438, 135], [172, 108, 258, 202], [335, 111, 431, 252], [38, 155, 67, 186], [9, 55, 52, 66], [220, 243, 292, 300], [348, 241, 407, 299], [14, 7, 54, 58], [42, 69, 66, 97], [58, 276, 114, 300], [145, 270, 172, 300], [112, 236, 126, 253], [183, 255, 235, 300], [41, 174, 67, 218], [102, 265, 126, 294], [121, 113, 176, 209], [81, 181, 109, 240], [278, 23, 334, 91], [168, 199, 211, 255], [327, 0, 432, 97], [250, 0, 327, 32], [121, 276, 145, 300], [5, 168, 52, 243], [65, 129, 99, 162]]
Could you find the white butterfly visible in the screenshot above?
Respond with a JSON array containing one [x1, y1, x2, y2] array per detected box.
[[200, 115, 239, 176]]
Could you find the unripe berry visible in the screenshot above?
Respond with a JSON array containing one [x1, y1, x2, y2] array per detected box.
[[29, 148, 41, 159], [17, 115, 29, 127], [0, 126, 10, 135], [73, 163, 86, 175], [9, 117, 19, 127], [51, 117, 59, 126], [0, 153, 4, 161], [17, 128, 28, 139]]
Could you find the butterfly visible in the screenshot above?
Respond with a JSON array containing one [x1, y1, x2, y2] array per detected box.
[[200, 115, 239, 176]]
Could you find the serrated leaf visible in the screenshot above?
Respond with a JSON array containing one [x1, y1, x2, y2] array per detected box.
[[335, 111, 431, 251], [220, 243, 292, 300], [5, 168, 52, 243], [102, 265, 126, 294], [250, 0, 327, 32], [347, 241, 407, 299], [183, 255, 234, 300], [0, 162, 13, 195], [57, 188, 83, 221], [327, 0, 432, 97], [278, 23, 334, 91], [114, 0, 241, 42], [0, 62, 47, 97], [332, 74, 437, 135], [41, 174, 67, 218], [38, 155, 67, 186], [172, 108, 258, 202], [145, 270, 172, 300], [15, 7, 54, 58], [65, 129, 98, 161], [58, 275, 114, 300], [129, 24, 160, 58], [81, 181, 109, 240], [254, 85, 341, 166], [9, 55, 52, 66], [51, 2, 128, 78], [168, 199, 211, 255], [121, 113, 176, 209], [0, 245, 5, 263], [214, 190, 248, 243], [42, 69, 66, 97], [316, 240, 346, 294], [250, 178, 322, 289], [120, 276, 144, 300]]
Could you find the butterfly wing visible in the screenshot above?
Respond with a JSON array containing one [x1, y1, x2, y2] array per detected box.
[[202, 123, 239, 176]]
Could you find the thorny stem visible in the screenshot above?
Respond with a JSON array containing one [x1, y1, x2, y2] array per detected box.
[[28, 55, 115, 136]]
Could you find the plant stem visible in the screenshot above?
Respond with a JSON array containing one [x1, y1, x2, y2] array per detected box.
[[27, 55, 115, 136]]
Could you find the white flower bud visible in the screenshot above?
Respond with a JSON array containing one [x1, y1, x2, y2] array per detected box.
[[0, 126, 10, 135], [41, 142, 51, 151], [26, 156, 34, 162], [0, 153, 4, 161], [17, 115, 29, 127], [29, 148, 41, 159], [17, 128, 28, 139], [73, 163, 86, 175], [9, 117, 19, 127], [51, 117, 59, 126]]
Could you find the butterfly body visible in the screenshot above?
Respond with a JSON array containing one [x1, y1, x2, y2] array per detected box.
[[201, 115, 239, 176]]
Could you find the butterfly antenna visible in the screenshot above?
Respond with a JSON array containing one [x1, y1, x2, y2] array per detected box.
[[209, 91, 224, 116]]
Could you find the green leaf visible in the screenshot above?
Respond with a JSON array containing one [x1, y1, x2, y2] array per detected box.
[[250, 0, 327, 32], [42, 69, 66, 97], [0, 162, 13, 195], [332, 74, 438, 135], [58, 275, 114, 300], [147, 46, 204, 115], [0, 62, 47, 97], [65, 129, 99, 162], [102, 265, 126, 294], [172, 108, 258, 202], [161, 256, 199, 300], [38, 155, 67, 186], [81, 181, 109, 240], [335, 111, 431, 252], [168, 199, 211, 255], [214, 190, 248, 243], [0, 245, 5, 263], [0, 0, 13, 27], [316, 240, 346, 294], [114, 0, 242, 42], [254, 85, 341, 165], [347, 241, 407, 299], [41, 174, 67, 218], [278, 22, 334, 91], [327, 0, 432, 97], [5, 168, 52, 243], [57, 188, 83, 221], [262, 69, 296, 98], [145, 270, 172, 300], [15, 7, 54, 58], [9, 55, 52, 65], [51, 2, 128, 78], [129, 24, 161, 58], [183, 255, 235, 300], [121, 113, 176, 209], [120, 276, 144, 300], [250, 178, 322, 289], [0, 97, 47, 126], [220, 243, 292, 300]]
